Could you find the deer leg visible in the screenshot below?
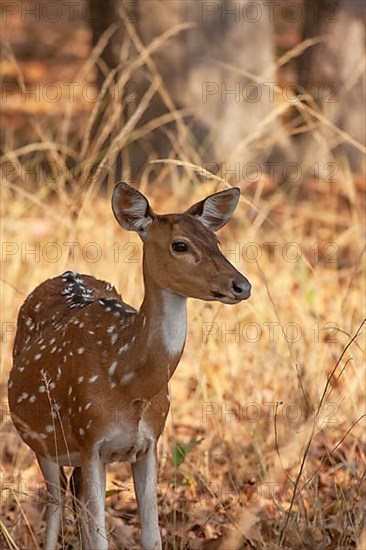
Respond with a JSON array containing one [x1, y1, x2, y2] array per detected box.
[[80, 450, 107, 550], [132, 441, 162, 550], [37, 456, 66, 550], [70, 466, 83, 546]]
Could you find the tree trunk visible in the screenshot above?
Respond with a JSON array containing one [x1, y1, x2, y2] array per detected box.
[[298, 0, 365, 171]]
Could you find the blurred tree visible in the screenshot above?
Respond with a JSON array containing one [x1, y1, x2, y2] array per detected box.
[[88, 0, 124, 88], [88, 0, 292, 181], [136, 0, 292, 170], [298, 0, 365, 171], [88, 0, 364, 180]]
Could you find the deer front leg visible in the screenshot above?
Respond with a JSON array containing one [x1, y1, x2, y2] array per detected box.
[[37, 456, 66, 550], [132, 441, 162, 550], [80, 450, 107, 550]]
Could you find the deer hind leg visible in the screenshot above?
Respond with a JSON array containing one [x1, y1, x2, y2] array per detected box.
[[132, 441, 162, 550], [37, 456, 66, 550], [79, 450, 107, 550], [70, 466, 83, 547]]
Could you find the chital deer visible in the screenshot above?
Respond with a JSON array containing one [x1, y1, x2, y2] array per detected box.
[[8, 183, 251, 550]]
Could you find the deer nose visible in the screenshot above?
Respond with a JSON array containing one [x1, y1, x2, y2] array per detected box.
[[231, 277, 251, 300]]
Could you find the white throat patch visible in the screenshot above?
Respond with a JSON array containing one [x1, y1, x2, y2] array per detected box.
[[161, 291, 187, 356]]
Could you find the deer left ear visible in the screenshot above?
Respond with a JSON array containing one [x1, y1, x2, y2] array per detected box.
[[184, 188, 240, 232], [112, 182, 154, 239]]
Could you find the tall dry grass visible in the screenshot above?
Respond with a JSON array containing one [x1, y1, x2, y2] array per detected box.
[[1, 19, 365, 550]]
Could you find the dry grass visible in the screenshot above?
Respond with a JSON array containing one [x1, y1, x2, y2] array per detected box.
[[1, 20, 366, 550]]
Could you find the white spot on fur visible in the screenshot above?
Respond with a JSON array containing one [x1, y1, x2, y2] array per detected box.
[[17, 392, 28, 403], [108, 361, 118, 376], [120, 372, 135, 384], [118, 343, 130, 355]]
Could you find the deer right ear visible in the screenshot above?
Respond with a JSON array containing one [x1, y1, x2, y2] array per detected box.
[[184, 187, 240, 232], [112, 182, 154, 238]]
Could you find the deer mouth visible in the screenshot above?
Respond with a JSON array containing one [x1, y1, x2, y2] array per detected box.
[[210, 291, 242, 304], [211, 291, 226, 299]]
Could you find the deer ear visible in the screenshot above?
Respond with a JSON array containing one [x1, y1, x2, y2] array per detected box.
[[112, 182, 154, 238], [184, 188, 240, 231]]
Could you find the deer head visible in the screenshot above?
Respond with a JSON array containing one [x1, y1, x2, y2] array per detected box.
[[112, 182, 251, 304]]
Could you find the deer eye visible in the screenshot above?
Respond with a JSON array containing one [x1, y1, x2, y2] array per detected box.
[[172, 241, 188, 253]]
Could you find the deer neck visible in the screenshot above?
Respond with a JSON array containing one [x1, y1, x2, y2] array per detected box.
[[139, 274, 187, 363], [118, 270, 187, 400]]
